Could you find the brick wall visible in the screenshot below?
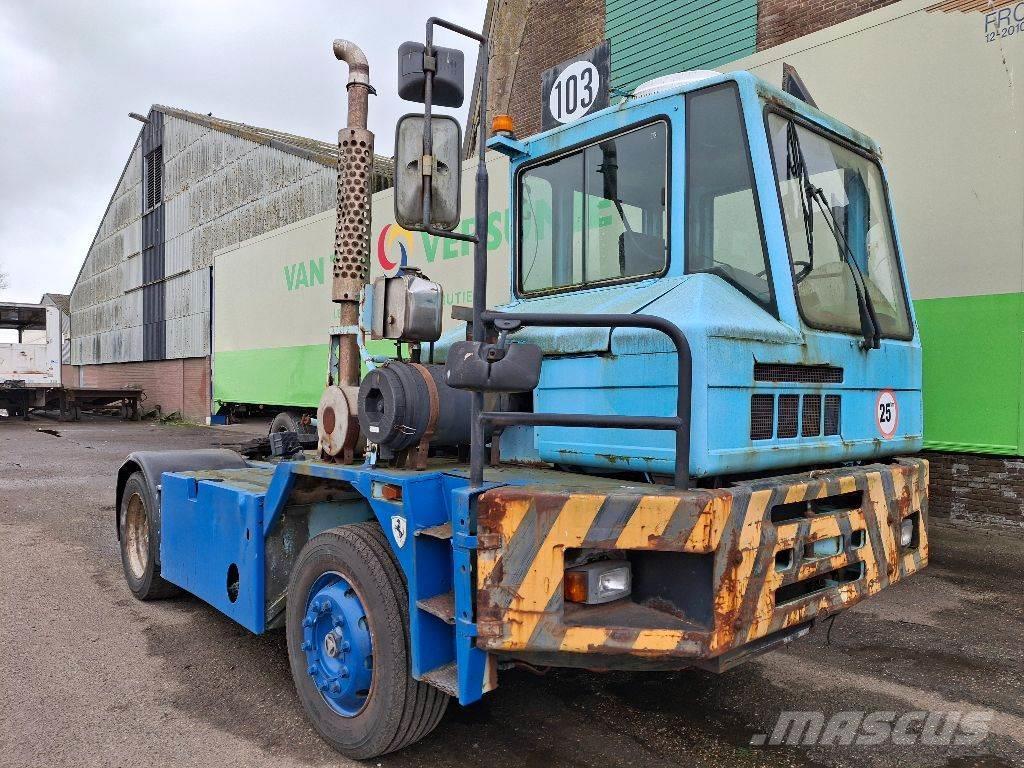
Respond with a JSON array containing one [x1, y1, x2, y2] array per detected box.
[[926, 451, 1024, 529], [504, 0, 606, 140], [756, 0, 902, 50], [80, 357, 211, 421], [60, 365, 79, 387]]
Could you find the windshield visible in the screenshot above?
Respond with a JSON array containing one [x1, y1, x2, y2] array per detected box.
[[767, 113, 912, 339], [518, 122, 668, 294]]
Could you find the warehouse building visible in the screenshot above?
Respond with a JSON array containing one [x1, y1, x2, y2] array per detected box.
[[68, 107, 392, 420], [468, 0, 1024, 526]]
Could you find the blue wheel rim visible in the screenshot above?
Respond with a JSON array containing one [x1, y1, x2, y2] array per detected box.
[[301, 572, 374, 717]]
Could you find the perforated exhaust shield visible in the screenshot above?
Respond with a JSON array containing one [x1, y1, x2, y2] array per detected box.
[[333, 126, 374, 304]]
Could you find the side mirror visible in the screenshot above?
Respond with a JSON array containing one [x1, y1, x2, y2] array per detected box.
[[397, 42, 465, 107], [445, 340, 542, 393], [394, 114, 462, 231]]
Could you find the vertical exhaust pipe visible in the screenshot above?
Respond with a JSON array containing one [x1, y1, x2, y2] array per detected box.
[[332, 39, 374, 389], [317, 39, 373, 463]]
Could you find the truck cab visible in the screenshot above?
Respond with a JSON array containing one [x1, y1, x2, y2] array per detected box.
[[486, 70, 920, 480]]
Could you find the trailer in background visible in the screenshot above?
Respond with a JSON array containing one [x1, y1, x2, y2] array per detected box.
[[212, 152, 510, 428], [0, 300, 143, 421]]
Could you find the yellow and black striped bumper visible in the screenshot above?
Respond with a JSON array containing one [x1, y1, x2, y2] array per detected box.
[[476, 458, 928, 667]]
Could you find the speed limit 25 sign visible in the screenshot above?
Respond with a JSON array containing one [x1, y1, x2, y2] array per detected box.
[[540, 41, 610, 131], [876, 389, 899, 439]]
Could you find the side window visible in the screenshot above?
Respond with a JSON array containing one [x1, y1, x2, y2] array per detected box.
[[518, 122, 668, 294], [520, 154, 584, 292], [685, 84, 772, 309]]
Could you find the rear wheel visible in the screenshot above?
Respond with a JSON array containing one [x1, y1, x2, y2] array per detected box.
[[118, 472, 178, 600], [286, 523, 448, 758]]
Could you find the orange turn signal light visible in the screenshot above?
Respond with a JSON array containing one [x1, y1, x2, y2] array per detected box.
[[564, 569, 589, 603], [491, 114, 515, 135]]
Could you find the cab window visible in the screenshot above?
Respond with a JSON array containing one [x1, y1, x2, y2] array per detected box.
[[685, 83, 773, 310], [518, 122, 668, 295]]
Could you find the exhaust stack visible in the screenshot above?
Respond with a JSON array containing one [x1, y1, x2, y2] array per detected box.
[[332, 38, 374, 388], [318, 39, 375, 463]]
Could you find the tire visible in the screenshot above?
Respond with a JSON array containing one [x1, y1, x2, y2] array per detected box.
[[271, 410, 314, 435], [118, 472, 179, 600], [286, 523, 449, 759]]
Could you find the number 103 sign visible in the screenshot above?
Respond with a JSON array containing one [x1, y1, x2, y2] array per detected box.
[[541, 41, 611, 131]]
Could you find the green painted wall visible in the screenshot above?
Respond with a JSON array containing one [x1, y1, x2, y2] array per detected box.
[[916, 293, 1024, 455], [213, 340, 395, 409], [605, 0, 758, 92]]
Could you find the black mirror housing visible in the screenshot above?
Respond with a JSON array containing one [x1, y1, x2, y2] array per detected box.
[[445, 341, 542, 393], [398, 42, 465, 107]]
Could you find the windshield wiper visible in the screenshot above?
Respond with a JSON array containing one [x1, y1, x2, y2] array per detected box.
[[785, 121, 880, 350]]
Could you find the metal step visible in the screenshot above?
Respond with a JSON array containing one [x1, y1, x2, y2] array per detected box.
[[417, 522, 452, 540], [421, 662, 458, 697], [416, 591, 455, 625]]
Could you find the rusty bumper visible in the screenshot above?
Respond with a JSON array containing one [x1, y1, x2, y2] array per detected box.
[[476, 458, 928, 668]]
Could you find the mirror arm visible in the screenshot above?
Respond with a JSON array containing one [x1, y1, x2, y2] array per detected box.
[[422, 17, 490, 487], [404, 222, 479, 244]]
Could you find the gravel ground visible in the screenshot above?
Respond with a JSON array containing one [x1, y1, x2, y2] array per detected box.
[[0, 416, 1021, 768]]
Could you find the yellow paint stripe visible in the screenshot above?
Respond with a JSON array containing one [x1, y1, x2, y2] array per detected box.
[[713, 489, 769, 650], [559, 626, 611, 652], [684, 494, 733, 553], [784, 483, 808, 504], [632, 629, 689, 652], [498, 497, 533, 543], [867, 472, 897, 579], [615, 496, 679, 549], [506, 494, 605, 648], [477, 495, 534, 586]]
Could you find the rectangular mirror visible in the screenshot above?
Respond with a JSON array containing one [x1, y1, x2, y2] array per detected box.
[[394, 113, 462, 231]]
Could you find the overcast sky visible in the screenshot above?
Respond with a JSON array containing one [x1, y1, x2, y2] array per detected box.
[[0, 0, 484, 304]]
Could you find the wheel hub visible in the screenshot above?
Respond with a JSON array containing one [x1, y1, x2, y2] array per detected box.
[[301, 572, 374, 717], [124, 493, 149, 580]]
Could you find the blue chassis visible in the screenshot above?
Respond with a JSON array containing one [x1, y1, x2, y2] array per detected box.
[[159, 457, 505, 705]]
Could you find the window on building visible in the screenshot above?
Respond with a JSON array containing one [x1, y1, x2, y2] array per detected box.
[[518, 122, 668, 294], [145, 147, 163, 210], [685, 83, 772, 311]]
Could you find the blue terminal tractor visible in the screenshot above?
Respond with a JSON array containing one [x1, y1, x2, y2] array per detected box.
[[115, 19, 927, 759]]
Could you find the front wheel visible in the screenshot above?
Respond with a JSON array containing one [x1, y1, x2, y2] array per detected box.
[[286, 523, 448, 759]]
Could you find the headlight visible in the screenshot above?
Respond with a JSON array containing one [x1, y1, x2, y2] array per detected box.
[[564, 560, 631, 604], [900, 517, 914, 548]]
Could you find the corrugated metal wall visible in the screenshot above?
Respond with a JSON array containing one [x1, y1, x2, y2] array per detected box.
[[71, 110, 337, 366], [606, 0, 758, 92], [70, 139, 143, 366]]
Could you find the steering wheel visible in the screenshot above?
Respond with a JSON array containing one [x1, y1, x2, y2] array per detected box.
[[791, 260, 813, 283], [756, 260, 812, 282]]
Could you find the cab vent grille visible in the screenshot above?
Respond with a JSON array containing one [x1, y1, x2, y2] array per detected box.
[[777, 395, 799, 438], [751, 394, 774, 440], [824, 395, 841, 436], [754, 363, 843, 384], [801, 395, 822, 437]]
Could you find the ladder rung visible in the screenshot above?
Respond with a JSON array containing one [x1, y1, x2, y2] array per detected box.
[[417, 522, 452, 540], [417, 592, 455, 625], [421, 661, 458, 697]]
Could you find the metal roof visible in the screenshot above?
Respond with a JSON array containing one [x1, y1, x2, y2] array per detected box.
[[152, 105, 394, 182], [41, 293, 70, 315]]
